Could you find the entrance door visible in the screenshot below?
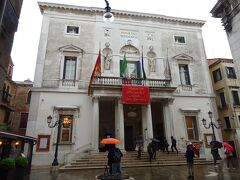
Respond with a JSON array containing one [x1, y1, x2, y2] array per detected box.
[[125, 126, 134, 151], [151, 102, 164, 140], [123, 105, 142, 151]]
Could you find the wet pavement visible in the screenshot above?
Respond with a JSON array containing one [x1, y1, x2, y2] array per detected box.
[[29, 159, 240, 180]]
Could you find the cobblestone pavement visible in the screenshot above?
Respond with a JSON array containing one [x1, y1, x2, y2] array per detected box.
[[29, 159, 240, 180]]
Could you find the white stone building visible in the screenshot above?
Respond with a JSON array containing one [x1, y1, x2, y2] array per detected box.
[[27, 2, 221, 166]]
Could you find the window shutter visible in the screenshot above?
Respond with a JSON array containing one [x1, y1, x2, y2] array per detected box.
[[137, 61, 141, 78], [120, 60, 123, 77], [63, 58, 67, 79]]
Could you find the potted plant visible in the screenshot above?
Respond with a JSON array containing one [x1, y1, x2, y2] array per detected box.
[[15, 156, 29, 180], [0, 157, 15, 180]]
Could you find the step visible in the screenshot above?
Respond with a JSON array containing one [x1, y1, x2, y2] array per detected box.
[[59, 151, 213, 171]]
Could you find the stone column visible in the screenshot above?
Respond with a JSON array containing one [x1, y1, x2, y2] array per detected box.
[[92, 96, 99, 151], [142, 104, 153, 151], [164, 98, 174, 143], [117, 98, 125, 150]]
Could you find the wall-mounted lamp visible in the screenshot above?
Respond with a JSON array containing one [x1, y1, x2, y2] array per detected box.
[[103, 0, 114, 23]]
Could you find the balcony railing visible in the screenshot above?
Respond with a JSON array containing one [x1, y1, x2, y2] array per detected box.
[[92, 76, 171, 88]]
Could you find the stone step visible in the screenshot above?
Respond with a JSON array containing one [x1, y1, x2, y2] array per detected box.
[[60, 161, 214, 171], [68, 160, 212, 167], [59, 151, 213, 171]]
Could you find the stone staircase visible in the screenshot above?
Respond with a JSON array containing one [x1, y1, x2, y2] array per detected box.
[[59, 151, 213, 171]]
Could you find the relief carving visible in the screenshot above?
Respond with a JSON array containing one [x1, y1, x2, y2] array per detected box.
[[120, 44, 140, 55]]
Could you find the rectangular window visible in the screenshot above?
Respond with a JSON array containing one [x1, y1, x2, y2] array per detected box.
[[224, 117, 231, 129], [185, 116, 199, 140], [60, 115, 73, 143], [174, 36, 186, 44], [19, 113, 28, 129], [179, 64, 191, 85], [63, 56, 77, 80], [66, 26, 80, 34], [232, 90, 240, 105], [226, 67, 236, 79], [219, 92, 227, 107], [212, 68, 222, 82]]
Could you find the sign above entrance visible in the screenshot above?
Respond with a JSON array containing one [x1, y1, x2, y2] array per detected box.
[[122, 86, 150, 104]]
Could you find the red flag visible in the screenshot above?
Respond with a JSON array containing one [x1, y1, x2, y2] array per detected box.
[[88, 50, 101, 96]]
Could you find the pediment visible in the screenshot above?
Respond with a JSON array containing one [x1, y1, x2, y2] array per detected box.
[[59, 44, 83, 53], [173, 53, 193, 61]]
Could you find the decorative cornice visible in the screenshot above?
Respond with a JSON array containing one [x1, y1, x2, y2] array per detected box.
[[38, 2, 205, 27]]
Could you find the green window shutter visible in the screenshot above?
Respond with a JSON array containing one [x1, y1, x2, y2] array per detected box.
[[120, 60, 123, 77]]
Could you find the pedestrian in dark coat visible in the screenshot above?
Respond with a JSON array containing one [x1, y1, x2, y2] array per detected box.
[[210, 141, 221, 167], [163, 137, 169, 154], [107, 145, 123, 174], [147, 142, 154, 162], [171, 136, 178, 154], [185, 142, 195, 179]]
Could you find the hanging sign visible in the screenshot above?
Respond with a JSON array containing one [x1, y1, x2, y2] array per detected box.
[[122, 86, 150, 104]]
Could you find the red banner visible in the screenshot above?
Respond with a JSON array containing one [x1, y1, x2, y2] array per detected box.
[[122, 86, 150, 104]]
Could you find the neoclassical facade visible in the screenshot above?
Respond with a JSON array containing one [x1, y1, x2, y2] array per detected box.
[[27, 2, 221, 166]]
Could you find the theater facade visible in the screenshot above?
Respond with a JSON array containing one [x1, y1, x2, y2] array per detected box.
[[26, 2, 221, 166]]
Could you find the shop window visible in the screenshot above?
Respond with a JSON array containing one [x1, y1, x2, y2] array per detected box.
[[60, 115, 73, 143]]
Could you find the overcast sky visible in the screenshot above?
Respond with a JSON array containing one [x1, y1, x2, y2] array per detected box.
[[11, 0, 232, 81]]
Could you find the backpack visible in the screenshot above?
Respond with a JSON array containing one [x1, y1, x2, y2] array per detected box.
[[112, 148, 121, 163]]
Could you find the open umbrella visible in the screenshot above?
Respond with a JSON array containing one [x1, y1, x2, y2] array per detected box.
[[151, 138, 160, 143], [100, 138, 120, 145], [210, 140, 223, 148], [223, 142, 234, 152]]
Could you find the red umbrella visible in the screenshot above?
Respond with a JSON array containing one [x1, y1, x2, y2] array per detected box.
[[100, 138, 120, 145], [223, 142, 234, 152]]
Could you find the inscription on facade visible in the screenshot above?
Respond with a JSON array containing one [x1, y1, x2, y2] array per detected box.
[[120, 31, 138, 39]]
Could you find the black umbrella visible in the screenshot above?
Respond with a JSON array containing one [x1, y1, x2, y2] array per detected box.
[[151, 138, 160, 143], [210, 140, 223, 148]]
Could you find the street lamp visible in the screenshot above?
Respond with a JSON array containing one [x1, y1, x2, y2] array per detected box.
[[47, 115, 62, 166], [202, 111, 222, 140], [103, 0, 114, 23]]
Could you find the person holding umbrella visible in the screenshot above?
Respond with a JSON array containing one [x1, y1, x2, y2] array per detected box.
[[210, 141, 222, 167], [223, 141, 235, 169], [100, 138, 123, 175]]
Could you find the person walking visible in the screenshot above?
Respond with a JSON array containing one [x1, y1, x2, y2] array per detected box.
[[135, 143, 142, 159], [163, 137, 169, 154], [147, 142, 154, 162], [171, 136, 178, 154], [185, 142, 195, 179], [107, 145, 123, 174], [210, 141, 221, 167], [223, 142, 235, 169]]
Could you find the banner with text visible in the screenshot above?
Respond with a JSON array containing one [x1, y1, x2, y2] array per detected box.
[[122, 86, 150, 104]]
